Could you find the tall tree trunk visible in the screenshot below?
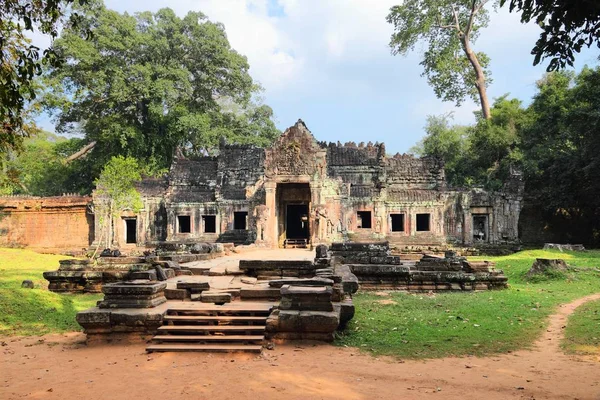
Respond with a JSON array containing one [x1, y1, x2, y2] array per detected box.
[[462, 38, 491, 119]]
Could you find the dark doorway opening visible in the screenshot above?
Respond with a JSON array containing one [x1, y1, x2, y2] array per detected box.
[[286, 204, 309, 239], [203, 215, 217, 233], [125, 218, 137, 244], [390, 214, 405, 232], [234, 211, 248, 230], [416, 213, 431, 231], [178, 215, 191, 233], [357, 211, 372, 229], [472, 214, 488, 242]]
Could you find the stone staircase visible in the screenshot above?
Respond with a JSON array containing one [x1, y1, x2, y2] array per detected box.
[[146, 304, 272, 353]]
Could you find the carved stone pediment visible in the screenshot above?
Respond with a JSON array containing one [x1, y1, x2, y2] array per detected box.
[[265, 119, 325, 178]]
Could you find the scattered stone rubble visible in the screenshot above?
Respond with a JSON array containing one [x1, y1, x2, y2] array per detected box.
[[328, 242, 507, 291], [75, 240, 508, 350], [43, 242, 226, 293], [543, 243, 586, 252]]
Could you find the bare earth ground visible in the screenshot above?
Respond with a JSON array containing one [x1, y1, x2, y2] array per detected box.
[[1, 294, 599, 400]]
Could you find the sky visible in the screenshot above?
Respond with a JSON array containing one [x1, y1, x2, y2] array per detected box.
[[35, 0, 600, 154]]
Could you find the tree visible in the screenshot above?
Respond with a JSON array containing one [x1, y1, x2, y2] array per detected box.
[[387, 0, 493, 119], [410, 113, 471, 186], [94, 156, 143, 248], [44, 2, 279, 172], [0, 131, 96, 196], [0, 0, 87, 157], [414, 96, 528, 188], [500, 0, 600, 71]]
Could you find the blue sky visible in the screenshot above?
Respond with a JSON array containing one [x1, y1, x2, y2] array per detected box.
[[35, 0, 599, 154]]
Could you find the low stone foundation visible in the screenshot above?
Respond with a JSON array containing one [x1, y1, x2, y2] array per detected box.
[[325, 242, 507, 291], [44, 243, 226, 293], [239, 260, 316, 279]]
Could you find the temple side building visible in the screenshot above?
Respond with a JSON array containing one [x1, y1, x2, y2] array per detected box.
[[93, 120, 523, 250]]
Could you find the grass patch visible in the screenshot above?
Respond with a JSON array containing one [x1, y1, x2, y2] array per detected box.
[[0, 248, 102, 336], [336, 249, 600, 359], [562, 299, 600, 355]]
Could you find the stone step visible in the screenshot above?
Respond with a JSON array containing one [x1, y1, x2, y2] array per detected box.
[[152, 335, 264, 342], [166, 304, 273, 314], [164, 315, 266, 322], [157, 325, 266, 332], [146, 344, 263, 353]]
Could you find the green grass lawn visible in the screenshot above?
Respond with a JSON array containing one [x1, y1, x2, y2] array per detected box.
[[0, 248, 102, 336], [336, 249, 600, 359], [562, 298, 600, 355]]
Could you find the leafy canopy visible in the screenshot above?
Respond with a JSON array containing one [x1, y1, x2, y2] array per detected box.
[[45, 1, 279, 173], [500, 0, 600, 70], [387, 0, 493, 117], [94, 156, 143, 217], [0, 0, 88, 157]]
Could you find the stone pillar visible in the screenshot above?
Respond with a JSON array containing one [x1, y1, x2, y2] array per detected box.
[[264, 181, 277, 248], [463, 211, 473, 245]]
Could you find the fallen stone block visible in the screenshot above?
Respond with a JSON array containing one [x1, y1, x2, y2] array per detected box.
[[268, 277, 334, 288], [164, 288, 188, 300], [240, 276, 258, 285], [129, 270, 157, 281], [279, 285, 333, 311], [200, 291, 232, 304]]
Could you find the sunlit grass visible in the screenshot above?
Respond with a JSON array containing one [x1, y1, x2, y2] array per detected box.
[[337, 249, 600, 359], [562, 298, 600, 355], [0, 248, 102, 336]]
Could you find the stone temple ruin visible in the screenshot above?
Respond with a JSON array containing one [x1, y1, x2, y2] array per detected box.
[[90, 119, 523, 251], [74, 241, 506, 353], [2, 119, 519, 353]]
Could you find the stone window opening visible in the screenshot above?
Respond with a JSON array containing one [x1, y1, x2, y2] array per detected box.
[[124, 218, 137, 244], [390, 214, 405, 232], [203, 215, 217, 233], [234, 211, 248, 230], [357, 211, 372, 229], [177, 215, 191, 233], [416, 213, 431, 232]]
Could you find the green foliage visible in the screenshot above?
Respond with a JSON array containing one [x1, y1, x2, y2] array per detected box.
[[414, 96, 528, 189], [562, 298, 600, 355], [0, 248, 101, 336], [0, 0, 88, 158], [517, 67, 600, 243], [500, 0, 600, 70], [410, 114, 471, 186], [387, 0, 492, 116], [94, 156, 143, 217], [0, 132, 95, 195], [44, 1, 279, 172], [337, 249, 600, 359]]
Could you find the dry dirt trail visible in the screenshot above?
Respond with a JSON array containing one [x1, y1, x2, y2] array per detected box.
[[2, 294, 600, 400]]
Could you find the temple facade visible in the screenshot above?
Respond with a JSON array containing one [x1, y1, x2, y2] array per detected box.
[[93, 120, 523, 250]]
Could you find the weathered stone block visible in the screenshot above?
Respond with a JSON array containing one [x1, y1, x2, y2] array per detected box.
[[129, 270, 157, 281], [268, 277, 334, 288], [279, 285, 333, 311], [164, 288, 188, 300], [102, 281, 167, 295], [240, 287, 281, 300], [276, 310, 340, 333], [200, 291, 232, 304], [176, 281, 210, 291]]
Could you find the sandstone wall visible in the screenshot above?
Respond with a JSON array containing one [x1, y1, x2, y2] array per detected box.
[[0, 195, 93, 249]]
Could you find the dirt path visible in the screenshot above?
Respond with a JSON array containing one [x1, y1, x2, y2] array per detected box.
[[2, 294, 600, 400]]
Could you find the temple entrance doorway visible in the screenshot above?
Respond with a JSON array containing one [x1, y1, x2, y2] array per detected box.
[[286, 204, 309, 240], [276, 183, 311, 248]]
